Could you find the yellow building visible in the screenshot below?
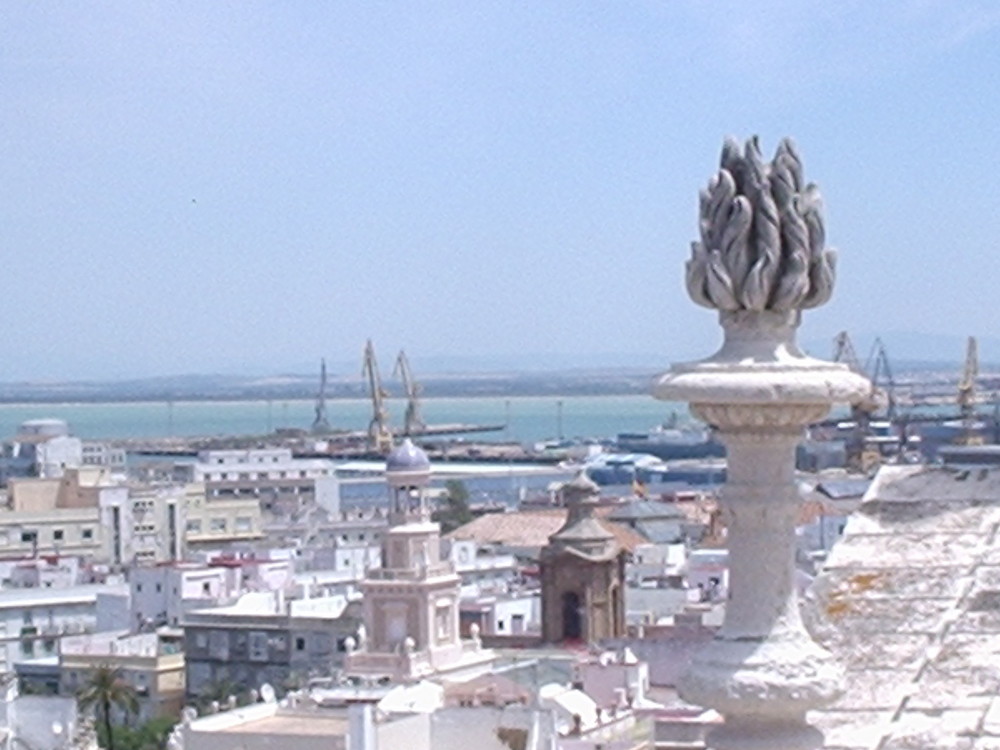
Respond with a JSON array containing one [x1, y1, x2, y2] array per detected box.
[[60, 630, 185, 721], [184, 494, 264, 546]]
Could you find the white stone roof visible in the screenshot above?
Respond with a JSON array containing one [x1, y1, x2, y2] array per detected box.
[[807, 464, 1000, 749]]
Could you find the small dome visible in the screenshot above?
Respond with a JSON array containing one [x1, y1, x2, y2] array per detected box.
[[561, 470, 600, 505], [386, 439, 431, 473]]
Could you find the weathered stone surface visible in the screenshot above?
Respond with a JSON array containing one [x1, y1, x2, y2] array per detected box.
[[809, 465, 1000, 747], [822, 531, 984, 569], [808, 710, 894, 750]]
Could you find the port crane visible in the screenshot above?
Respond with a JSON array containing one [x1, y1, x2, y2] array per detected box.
[[865, 338, 897, 421], [361, 340, 393, 452], [832, 331, 887, 471], [958, 336, 981, 445], [392, 350, 425, 436], [311, 358, 332, 434]]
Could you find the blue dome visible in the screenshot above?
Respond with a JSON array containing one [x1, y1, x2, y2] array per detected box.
[[385, 439, 430, 473]]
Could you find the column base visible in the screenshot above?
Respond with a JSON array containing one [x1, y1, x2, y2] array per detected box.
[[679, 632, 844, 720]]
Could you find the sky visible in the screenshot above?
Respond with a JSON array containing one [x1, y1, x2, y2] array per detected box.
[[3, 2, 1000, 380]]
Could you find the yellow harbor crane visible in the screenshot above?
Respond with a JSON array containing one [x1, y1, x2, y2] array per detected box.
[[392, 350, 425, 436], [832, 331, 887, 472], [361, 340, 393, 452], [958, 336, 981, 446]]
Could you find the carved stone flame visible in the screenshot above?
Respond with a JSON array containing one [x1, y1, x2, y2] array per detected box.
[[686, 136, 836, 314]]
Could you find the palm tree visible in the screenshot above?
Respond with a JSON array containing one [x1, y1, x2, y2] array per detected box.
[[77, 664, 139, 750]]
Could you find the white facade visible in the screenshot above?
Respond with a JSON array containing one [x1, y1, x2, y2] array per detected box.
[[131, 559, 293, 629], [99, 483, 187, 566], [447, 540, 519, 596], [177, 450, 335, 493], [0, 584, 127, 669]]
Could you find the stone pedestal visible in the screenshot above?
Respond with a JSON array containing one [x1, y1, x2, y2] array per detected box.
[[656, 310, 868, 750]]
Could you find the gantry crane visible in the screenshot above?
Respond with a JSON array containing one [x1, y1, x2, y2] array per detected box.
[[865, 338, 897, 421], [311, 358, 332, 434], [958, 336, 981, 446], [833, 331, 884, 472], [361, 340, 393, 452], [392, 350, 425, 436]]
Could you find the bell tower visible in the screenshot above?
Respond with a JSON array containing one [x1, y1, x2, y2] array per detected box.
[[345, 439, 489, 681], [540, 471, 626, 643]]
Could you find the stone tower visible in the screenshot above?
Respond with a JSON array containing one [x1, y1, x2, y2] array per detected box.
[[540, 472, 626, 643], [345, 439, 491, 681]]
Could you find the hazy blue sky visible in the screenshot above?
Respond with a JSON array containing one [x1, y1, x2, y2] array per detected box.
[[3, 2, 1000, 380]]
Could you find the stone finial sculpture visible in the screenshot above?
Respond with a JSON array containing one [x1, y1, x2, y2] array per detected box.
[[657, 137, 869, 750], [686, 136, 835, 314]]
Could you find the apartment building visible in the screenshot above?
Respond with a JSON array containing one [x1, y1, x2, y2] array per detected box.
[[0, 583, 127, 669], [183, 591, 361, 697], [59, 630, 185, 722], [173, 448, 338, 514]]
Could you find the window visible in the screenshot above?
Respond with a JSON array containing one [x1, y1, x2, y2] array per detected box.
[[53, 529, 64, 542], [202, 582, 211, 595], [82, 528, 93, 541], [235, 517, 252, 533], [210, 518, 227, 532], [21, 531, 36, 544], [136, 584, 142, 593], [155, 583, 162, 593], [295, 637, 305, 651], [186, 520, 202, 534], [249, 632, 268, 661]]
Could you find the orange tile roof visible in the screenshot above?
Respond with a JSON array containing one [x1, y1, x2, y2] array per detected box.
[[447, 508, 647, 553]]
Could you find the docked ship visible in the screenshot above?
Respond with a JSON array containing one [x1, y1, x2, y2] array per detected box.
[[613, 424, 725, 461]]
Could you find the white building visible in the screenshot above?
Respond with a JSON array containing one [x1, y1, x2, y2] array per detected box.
[[130, 558, 293, 629], [0, 583, 127, 669], [173, 449, 339, 516]]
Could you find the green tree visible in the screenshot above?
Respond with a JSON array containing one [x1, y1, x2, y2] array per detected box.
[[97, 716, 177, 750], [432, 480, 474, 534], [77, 665, 139, 750]]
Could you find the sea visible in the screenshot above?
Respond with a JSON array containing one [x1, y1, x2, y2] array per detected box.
[[0, 395, 692, 445]]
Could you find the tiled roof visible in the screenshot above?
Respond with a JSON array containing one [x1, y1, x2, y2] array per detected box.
[[606, 499, 686, 522], [447, 508, 647, 554], [806, 464, 1000, 749]]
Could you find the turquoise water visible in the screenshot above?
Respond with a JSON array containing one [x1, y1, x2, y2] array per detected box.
[[0, 396, 690, 444]]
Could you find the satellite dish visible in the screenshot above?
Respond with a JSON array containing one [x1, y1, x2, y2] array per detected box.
[[260, 683, 276, 703]]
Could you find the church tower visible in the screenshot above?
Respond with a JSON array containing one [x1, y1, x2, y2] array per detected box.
[[345, 439, 489, 681], [540, 471, 626, 643]]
